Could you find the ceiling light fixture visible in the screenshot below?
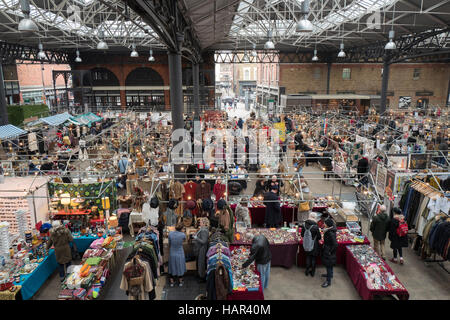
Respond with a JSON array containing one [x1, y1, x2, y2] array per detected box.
[[130, 44, 139, 57], [296, 0, 313, 33], [251, 43, 257, 57], [385, 30, 397, 50], [97, 30, 108, 50], [385, 2, 397, 50], [75, 49, 82, 62], [338, 42, 346, 58], [264, 30, 275, 50], [148, 49, 155, 62], [312, 49, 319, 61], [18, 0, 38, 32], [37, 43, 46, 60]]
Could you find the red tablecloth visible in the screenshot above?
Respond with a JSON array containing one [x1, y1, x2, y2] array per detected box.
[[230, 204, 297, 226], [227, 245, 265, 300], [297, 233, 370, 267], [232, 240, 298, 268], [344, 246, 409, 300]]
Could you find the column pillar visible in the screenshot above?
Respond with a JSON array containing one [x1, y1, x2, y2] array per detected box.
[[168, 51, 184, 132], [0, 63, 8, 125], [380, 59, 390, 114], [326, 62, 332, 94], [192, 63, 200, 118]]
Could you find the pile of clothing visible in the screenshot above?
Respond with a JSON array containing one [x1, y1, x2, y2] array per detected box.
[[206, 232, 233, 300]]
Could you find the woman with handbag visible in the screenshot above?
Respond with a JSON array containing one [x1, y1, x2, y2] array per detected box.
[[168, 223, 187, 287]]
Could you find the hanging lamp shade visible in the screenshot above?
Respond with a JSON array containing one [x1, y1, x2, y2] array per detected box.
[[296, 0, 313, 32], [97, 40, 108, 50], [18, 18, 38, 32], [264, 30, 275, 50], [97, 30, 108, 50], [385, 30, 397, 50], [75, 50, 82, 62], [251, 44, 257, 57], [37, 43, 46, 60], [296, 19, 313, 33], [130, 44, 138, 57], [338, 42, 346, 58], [312, 49, 319, 61], [18, 0, 38, 31], [148, 49, 155, 62]]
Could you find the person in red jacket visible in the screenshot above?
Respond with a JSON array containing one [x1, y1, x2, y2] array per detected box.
[[213, 178, 226, 201]]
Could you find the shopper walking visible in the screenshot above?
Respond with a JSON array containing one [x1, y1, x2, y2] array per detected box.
[[389, 207, 409, 265], [370, 205, 390, 260], [264, 188, 281, 228], [321, 219, 337, 288], [192, 218, 210, 283], [46, 220, 76, 281], [301, 213, 321, 277], [168, 223, 186, 287], [242, 233, 272, 291], [235, 199, 252, 228]]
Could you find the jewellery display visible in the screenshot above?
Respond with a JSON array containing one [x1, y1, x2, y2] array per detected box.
[[230, 247, 260, 291], [347, 245, 406, 291], [236, 228, 298, 244]]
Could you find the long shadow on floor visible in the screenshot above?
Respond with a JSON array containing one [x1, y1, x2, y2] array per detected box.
[[161, 272, 205, 300]]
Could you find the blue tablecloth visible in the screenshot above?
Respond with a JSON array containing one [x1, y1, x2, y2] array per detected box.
[[16, 249, 58, 300], [73, 235, 99, 253]]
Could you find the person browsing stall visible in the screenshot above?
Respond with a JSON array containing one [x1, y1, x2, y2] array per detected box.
[[242, 233, 272, 291]]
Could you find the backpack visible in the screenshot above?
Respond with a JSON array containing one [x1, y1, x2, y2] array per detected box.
[[302, 224, 316, 252], [396, 221, 408, 237], [150, 197, 159, 209]]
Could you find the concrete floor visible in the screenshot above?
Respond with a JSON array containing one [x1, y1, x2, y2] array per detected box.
[[32, 163, 450, 300]]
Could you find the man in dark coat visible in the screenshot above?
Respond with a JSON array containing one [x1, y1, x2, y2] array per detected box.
[[389, 207, 408, 264], [294, 131, 304, 151], [321, 219, 337, 288], [370, 205, 390, 260], [192, 218, 210, 282], [301, 213, 322, 277], [242, 233, 272, 291], [263, 189, 281, 228]]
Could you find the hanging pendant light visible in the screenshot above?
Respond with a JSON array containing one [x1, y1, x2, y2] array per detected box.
[[338, 42, 346, 58], [37, 43, 46, 60], [18, 0, 38, 32], [242, 50, 250, 62], [385, 30, 397, 50], [97, 30, 108, 50], [251, 43, 257, 57], [264, 30, 275, 50], [148, 49, 155, 62], [312, 49, 319, 61], [296, 0, 313, 33], [385, 2, 397, 50], [75, 50, 82, 62], [130, 44, 138, 57]]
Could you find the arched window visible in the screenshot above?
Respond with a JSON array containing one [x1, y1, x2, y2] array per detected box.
[[125, 67, 164, 86]]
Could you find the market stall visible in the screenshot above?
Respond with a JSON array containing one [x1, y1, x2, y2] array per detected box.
[[297, 227, 370, 267], [227, 245, 264, 300], [344, 245, 409, 300], [233, 228, 299, 268]]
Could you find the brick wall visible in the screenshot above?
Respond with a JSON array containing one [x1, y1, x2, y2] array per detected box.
[[278, 63, 450, 108], [17, 63, 71, 88]]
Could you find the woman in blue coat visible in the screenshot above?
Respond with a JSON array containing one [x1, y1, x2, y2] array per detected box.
[[168, 223, 186, 287]]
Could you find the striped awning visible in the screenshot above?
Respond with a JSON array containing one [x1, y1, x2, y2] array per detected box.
[[39, 112, 72, 126], [0, 124, 27, 140]]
